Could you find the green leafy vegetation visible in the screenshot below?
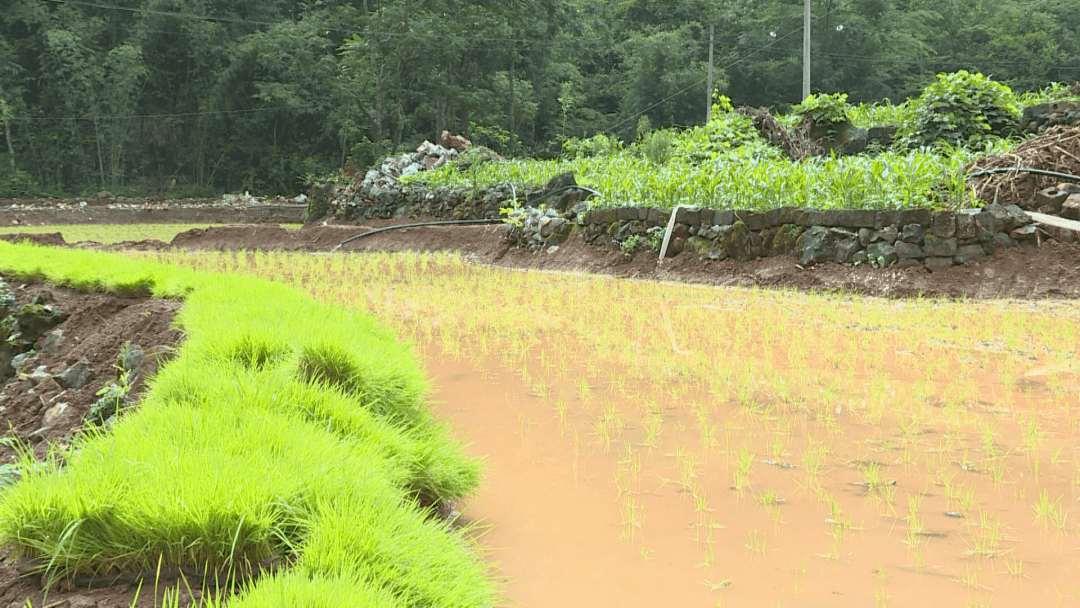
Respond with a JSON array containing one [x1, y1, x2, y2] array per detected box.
[[0, 242, 491, 606], [900, 71, 1021, 147], [1, 0, 1078, 197], [793, 93, 851, 129]]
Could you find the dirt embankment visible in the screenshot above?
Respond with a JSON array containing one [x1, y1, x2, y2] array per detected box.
[[4, 217, 1074, 300], [0, 276, 188, 606]]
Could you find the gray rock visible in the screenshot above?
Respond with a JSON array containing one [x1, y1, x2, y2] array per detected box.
[[1063, 194, 1080, 220], [895, 241, 924, 260], [538, 216, 554, 237], [734, 210, 766, 231], [40, 329, 63, 357], [120, 344, 144, 373], [851, 251, 869, 265], [898, 208, 932, 228], [798, 226, 836, 266], [871, 225, 898, 244], [43, 402, 69, 428], [10, 352, 32, 374], [924, 257, 955, 272], [857, 228, 872, 247], [675, 206, 701, 226], [60, 358, 94, 390], [901, 223, 925, 244], [1003, 205, 1030, 231], [835, 238, 861, 263], [954, 244, 988, 264], [897, 259, 923, 268], [26, 366, 52, 387], [923, 235, 958, 258], [875, 210, 900, 231], [994, 232, 1017, 249], [1010, 224, 1037, 242], [866, 242, 898, 267], [956, 210, 978, 241], [931, 211, 956, 238], [828, 209, 877, 229], [977, 203, 1009, 234]]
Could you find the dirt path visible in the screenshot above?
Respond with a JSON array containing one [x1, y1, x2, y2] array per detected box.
[[6, 218, 1078, 300]]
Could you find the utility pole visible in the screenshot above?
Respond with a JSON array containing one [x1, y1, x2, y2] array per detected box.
[[509, 37, 516, 156], [802, 0, 811, 100], [706, 25, 714, 123]]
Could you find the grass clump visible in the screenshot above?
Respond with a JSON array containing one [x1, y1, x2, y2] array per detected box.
[[0, 241, 492, 606]]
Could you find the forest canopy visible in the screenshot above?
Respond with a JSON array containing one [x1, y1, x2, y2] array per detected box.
[[0, 0, 1078, 197]]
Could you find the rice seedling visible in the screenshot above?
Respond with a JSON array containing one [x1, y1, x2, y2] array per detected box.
[[678, 449, 700, 493], [1001, 555, 1025, 579], [621, 497, 644, 542], [1032, 489, 1069, 533], [745, 529, 767, 557], [733, 448, 754, 491], [967, 510, 1006, 558]]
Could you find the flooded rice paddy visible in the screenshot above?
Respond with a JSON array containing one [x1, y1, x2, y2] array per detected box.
[[155, 251, 1080, 607]]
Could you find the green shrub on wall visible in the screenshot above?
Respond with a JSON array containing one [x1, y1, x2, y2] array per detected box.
[[793, 93, 852, 130], [900, 71, 1020, 148]]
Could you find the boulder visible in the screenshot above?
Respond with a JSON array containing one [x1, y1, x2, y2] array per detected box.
[[797, 226, 836, 266], [930, 211, 956, 239], [924, 257, 955, 272], [871, 225, 898, 244], [955, 210, 978, 242], [866, 242, 898, 267], [895, 241, 923, 260], [43, 402, 69, 428], [900, 224, 925, 244], [1063, 194, 1080, 221], [59, 358, 93, 390], [922, 235, 958, 258], [835, 237, 861, 263], [440, 130, 472, 153], [954, 244, 988, 264]]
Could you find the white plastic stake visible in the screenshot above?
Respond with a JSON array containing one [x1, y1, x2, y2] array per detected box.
[[658, 204, 687, 264]]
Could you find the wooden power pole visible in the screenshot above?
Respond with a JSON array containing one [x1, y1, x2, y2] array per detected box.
[[706, 25, 714, 123], [802, 0, 811, 100]]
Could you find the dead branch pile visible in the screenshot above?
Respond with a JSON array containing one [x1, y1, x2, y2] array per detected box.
[[738, 107, 823, 160], [965, 126, 1080, 208]]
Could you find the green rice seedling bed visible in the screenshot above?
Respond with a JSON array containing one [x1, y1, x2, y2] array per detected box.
[[0, 242, 493, 607]]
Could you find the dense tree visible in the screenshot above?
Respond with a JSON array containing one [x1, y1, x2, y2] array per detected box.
[[0, 0, 1076, 196]]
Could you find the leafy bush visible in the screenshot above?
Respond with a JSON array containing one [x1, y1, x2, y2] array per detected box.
[[675, 102, 763, 162], [793, 93, 851, 129], [900, 71, 1020, 148], [641, 130, 675, 166], [562, 133, 623, 159]]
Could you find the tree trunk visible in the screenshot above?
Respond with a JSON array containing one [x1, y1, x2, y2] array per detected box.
[[3, 119, 13, 171], [0, 83, 14, 170]]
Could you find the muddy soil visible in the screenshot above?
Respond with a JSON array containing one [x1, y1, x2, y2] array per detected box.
[[0, 276, 186, 608], [7, 217, 1079, 300]]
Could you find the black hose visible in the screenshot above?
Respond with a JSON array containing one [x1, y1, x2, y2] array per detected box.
[[331, 218, 503, 252], [967, 167, 1080, 182], [526, 184, 601, 205]]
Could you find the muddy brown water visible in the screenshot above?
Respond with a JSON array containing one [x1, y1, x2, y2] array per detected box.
[[138, 248, 1080, 607], [427, 344, 1080, 607]]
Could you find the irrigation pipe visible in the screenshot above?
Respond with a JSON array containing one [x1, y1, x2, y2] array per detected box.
[[967, 167, 1080, 182], [330, 219, 503, 252]]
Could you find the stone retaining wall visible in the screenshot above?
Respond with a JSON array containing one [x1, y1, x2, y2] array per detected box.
[[336, 177, 1040, 271], [508, 202, 1040, 271]]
